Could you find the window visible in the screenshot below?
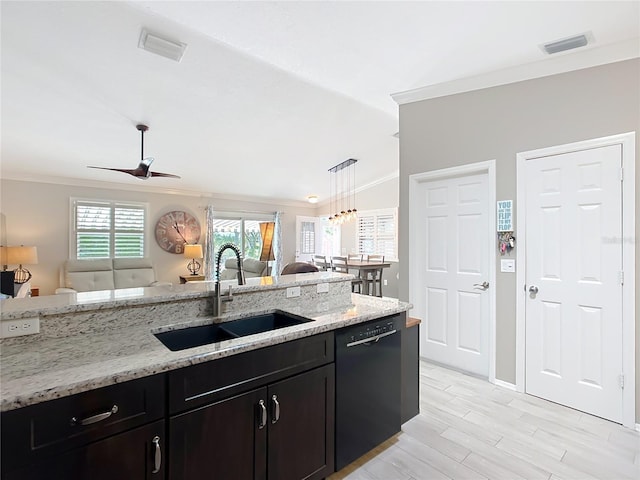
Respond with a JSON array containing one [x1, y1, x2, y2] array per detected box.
[[211, 214, 274, 266], [72, 199, 147, 259], [300, 221, 315, 255], [356, 208, 397, 260]]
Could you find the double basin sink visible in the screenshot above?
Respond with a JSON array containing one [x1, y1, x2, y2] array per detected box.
[[154, 311, 313, 351]]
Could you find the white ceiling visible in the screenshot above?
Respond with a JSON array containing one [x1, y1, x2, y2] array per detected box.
[[2, 1, 638, 206]]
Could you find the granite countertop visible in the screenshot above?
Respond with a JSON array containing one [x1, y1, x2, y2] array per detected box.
[[0, 271, 349, 320], [1, 293, 410, 412]]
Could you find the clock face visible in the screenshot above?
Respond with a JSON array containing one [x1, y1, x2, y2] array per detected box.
[[155, 211, 202, 254]]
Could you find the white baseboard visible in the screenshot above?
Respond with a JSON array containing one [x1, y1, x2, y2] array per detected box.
[[493, 378, 517, 391], [636, 423, 640, 432]]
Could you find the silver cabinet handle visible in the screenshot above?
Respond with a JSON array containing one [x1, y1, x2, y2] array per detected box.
[[271, 395, 280, 424], [473, 281, 490, 289], [70, 405, 118, 426], [529, 285, 539, 294], [152, 436, 161, 474], [258, 399, 267, 429]]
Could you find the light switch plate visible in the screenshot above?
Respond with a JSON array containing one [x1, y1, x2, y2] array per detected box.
[[501, 259, 515, 273], [286, 286, 301, 298], [316, 283, 329, 294]]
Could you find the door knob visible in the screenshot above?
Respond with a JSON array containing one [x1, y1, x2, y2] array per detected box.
[[528, 285, 539, 294], [473, 281, 489, 290]]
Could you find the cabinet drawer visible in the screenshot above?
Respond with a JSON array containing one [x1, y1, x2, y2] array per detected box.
[[1, 374, 165, 474], [169, 332, 334, 413]]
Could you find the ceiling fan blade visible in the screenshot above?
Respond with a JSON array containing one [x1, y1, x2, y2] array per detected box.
[[149, 171, 181, 179], [88, 166, 140, 176]]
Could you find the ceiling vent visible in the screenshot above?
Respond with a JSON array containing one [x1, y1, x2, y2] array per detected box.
[[541, 33, 590, 55], [138, 29, 187, 62]]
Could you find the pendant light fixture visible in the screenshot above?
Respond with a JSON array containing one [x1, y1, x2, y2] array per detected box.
[[328, 159, 358, 225]]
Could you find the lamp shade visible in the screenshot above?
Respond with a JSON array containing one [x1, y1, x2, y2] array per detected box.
[[183, 244, 203, 259], [7, 246, 38, 265], [259, 222, 275, 262]]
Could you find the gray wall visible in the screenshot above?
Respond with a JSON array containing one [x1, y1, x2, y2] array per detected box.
[[0, 179, 316, 295], [398, 59, 639, 418]]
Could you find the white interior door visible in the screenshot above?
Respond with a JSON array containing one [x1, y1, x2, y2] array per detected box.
[[525, 144, 623, 423], [295, 216, 319, 262], [416, 173, 490, 377]]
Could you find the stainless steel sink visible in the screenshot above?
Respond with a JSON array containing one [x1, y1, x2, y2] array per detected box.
[[154, 311, 312, 351]]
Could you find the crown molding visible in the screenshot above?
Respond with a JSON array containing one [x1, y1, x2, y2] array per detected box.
[[0, 172, 314, 209], [391, 38, 639, 105]]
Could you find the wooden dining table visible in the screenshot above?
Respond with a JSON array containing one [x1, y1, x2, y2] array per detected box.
[[319, 258, 392, 296]]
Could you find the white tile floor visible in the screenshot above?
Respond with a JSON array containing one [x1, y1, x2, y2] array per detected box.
[[329, 360, 640, 480]]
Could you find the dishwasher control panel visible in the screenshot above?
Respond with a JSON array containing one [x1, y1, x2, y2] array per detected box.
[[347, 320, 396, 344]]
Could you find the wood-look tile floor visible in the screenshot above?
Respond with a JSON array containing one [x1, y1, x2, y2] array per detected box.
[[328, 360, 640, 480]]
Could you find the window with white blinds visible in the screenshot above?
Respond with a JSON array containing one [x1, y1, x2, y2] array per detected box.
[[356, 208, 397, 260], [72, 199, 147, 259], [300, 221, 316, 255]]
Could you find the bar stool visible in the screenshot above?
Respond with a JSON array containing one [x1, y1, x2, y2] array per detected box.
[[313, 255, 328, 271]]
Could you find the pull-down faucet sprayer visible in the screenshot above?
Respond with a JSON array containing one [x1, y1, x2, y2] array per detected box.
[[213, 243, 245, 317]]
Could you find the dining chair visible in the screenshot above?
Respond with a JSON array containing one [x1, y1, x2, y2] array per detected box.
[[366, 255, 385, 297], [347, 253, 363, 262], [332, 256, 363, 293], [313, 255, 328, 271]]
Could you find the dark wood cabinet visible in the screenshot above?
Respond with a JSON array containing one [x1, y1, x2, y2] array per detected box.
[[4, 420, 165, 480], [268, 364, 335, 480], [1, 374, 165, 479], [170, 387, 268, 480], [169, 364, 335, 480], [167, 333, 336, 480]]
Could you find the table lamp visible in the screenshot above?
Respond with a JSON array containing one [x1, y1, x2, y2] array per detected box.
[[184, 244, 203, 276], [7, 246, 38, 284]]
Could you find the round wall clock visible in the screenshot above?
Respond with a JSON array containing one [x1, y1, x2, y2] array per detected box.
[[155, 210, 202, 254]]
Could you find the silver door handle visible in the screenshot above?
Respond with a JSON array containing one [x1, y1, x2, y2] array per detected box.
[[529, 285, 539, 294], [258, 399, 267, 429], [346, 329, 397, 348], [70, 405, 118, 426], [271, 395, 280, 424], [152, 436, 161, 474], [473, 281, 489, 290]]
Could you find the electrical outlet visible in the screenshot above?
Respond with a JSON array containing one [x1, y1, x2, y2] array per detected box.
[[1, 317, 40, 338], [316, 283, 329, 294], [286, 286, 301, 298]]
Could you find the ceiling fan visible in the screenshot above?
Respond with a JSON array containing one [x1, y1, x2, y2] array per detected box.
[[88, 124, 180, 180]]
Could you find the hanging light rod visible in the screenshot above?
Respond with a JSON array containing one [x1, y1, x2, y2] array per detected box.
[[328, 158, 357, 174], [328, 158, 358, 225]]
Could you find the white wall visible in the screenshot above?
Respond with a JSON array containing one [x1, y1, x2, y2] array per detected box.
[[317, 175, 400, 298], [0, 179, 316, 295]]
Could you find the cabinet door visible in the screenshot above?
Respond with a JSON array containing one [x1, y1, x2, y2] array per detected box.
[[169, 387, 268, 480], [4, 420, 165, 480], [268, 364, 335, 480]]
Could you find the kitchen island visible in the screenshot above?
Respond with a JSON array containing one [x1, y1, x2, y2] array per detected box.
[[1, 272, 413, 479]]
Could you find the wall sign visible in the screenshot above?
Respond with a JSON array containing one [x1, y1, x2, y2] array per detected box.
[[497, 200, 513, 232]]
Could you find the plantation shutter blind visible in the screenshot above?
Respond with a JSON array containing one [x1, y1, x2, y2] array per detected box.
[[300, 221, 315, 254], [356, 209, 397, 260], [75, 201, 145, 258]]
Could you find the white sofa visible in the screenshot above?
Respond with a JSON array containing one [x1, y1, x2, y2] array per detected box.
[[218, 258, 267, 281], [56, 258, 171, 293]]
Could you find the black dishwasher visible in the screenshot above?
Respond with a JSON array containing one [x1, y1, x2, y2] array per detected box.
[[335, 315, 401, 470]]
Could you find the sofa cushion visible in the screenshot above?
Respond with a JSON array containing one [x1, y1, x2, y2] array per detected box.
[[64, 259, 115, 292], [218, 258, 266, 280], [243, 258, 267, 276], [113, 258, 157, 289]]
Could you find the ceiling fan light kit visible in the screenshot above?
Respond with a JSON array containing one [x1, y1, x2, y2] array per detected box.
[[88, 124, 180, 180]]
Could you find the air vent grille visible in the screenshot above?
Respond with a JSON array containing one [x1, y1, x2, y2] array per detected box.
[[138, 29, 187, 62], [542, 34, 589, 55]]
